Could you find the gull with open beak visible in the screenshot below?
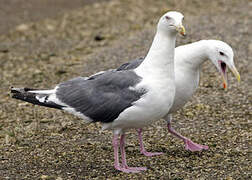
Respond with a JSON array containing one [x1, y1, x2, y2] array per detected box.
[[115, 39, 240, 154], [216, 47, 240, 89]]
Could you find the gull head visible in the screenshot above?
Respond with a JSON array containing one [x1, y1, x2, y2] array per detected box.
[[157, 11, 186, 36], [207, 40, 240, 89]]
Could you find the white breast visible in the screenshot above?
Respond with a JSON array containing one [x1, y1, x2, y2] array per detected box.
[[103, 72, 175, 132], [169, 67, 200, 113]]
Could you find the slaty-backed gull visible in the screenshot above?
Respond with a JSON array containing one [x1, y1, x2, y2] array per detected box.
[[11, 11, 186, 173]]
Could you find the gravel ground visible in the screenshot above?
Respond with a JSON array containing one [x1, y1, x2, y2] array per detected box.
[[0, 0, 108, 35], [0, 0, 251, 179]]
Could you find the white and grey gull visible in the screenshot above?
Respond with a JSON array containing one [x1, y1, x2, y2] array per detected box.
[[11, 11, 186, 173], [115, 40, 240, 155]]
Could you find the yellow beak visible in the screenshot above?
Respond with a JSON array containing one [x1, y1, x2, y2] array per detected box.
[[176, 25, 186, 36], [221, 73, 228, 89], [230, 66, 241, 83], [221, 65, 240, 89]]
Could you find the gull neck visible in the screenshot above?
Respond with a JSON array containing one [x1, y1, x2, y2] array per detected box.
[[177, 40, 209, 70], [136, 30, 177, 77]]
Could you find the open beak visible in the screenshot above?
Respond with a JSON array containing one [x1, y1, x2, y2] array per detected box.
[[218, 60, 240, 89], [230, 66, 240, 83], [176, 25, 186, 36], [221, 71, 228, 89]]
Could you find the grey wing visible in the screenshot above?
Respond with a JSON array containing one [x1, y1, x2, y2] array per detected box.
[[56, 70, 146, 123], [117, 57, 144, 71], [86, 57, 144, 80], [87, 69, 115, 80]]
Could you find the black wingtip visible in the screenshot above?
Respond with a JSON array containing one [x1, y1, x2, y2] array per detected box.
[[11, 93, 22, 100], [10, 87, 38, 94], [10, 86, 65, 110], [10, 87, 22, 94]]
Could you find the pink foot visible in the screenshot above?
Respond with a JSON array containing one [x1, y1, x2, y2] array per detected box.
[[115, 165, 146, 173], [122, 165, 147, 171], [115, 166, 140, 173], [137, 129, 164, 157], [117, 134, 147, 173], [142, 151, 164, 157], [184, 139, 209, 152]]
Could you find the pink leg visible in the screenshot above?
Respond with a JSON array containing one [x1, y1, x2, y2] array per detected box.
[[113, 134, 122, 171], [120, 134, 147, 172], [137, 129, 163, 156], [167, 123, 209, 152]]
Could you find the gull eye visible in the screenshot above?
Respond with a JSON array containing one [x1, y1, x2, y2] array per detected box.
[[165, 16, 170, 20], [219, 51, 225, 56]]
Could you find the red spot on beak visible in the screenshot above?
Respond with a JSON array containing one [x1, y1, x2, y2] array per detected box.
[[223, 83, 226, 89]]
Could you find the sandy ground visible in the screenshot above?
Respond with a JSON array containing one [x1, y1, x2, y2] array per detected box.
[[0, 0, 251, 179]]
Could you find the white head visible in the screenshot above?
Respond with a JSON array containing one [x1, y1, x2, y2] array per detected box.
[[206, 40, 240, 89], [157, 11, 186, 36]]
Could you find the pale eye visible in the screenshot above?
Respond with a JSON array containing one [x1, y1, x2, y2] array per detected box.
[[219, 51, 225, 56]]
